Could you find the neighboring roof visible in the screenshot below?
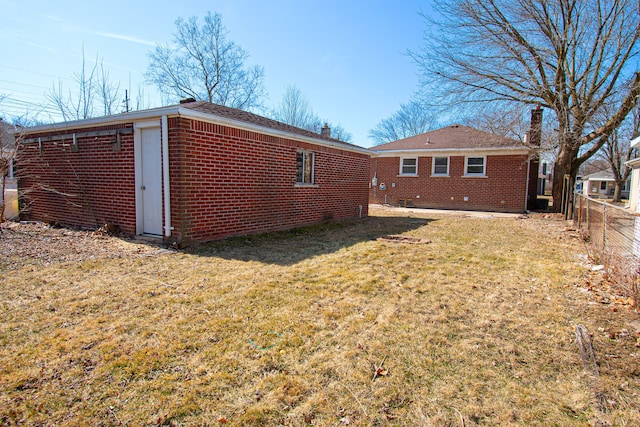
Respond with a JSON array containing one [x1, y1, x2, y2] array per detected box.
[[631, 135, 640, 149], [582, 171, 616, 182], [21, 101, 370, 155], [373, 125, 526, 153], [627, 157, 640, 168]]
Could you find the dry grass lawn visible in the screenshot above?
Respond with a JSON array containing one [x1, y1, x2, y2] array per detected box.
[[1, 206, 639, 426]]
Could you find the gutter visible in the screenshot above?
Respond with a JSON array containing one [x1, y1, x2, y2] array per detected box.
[[524, 158, 531, 212], [21, 106, 372, 156]]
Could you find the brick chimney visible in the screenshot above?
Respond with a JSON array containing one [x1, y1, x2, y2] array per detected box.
[[528, 105, 543, 146], [321, 123, 331, 138], [527, 106, 543, 211]]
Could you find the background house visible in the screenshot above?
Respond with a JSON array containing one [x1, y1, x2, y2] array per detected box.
[[626, 136, 640, 212], [581, 171, 630, 200], [369, 124, 534, 213], [17, 100, 371, 245], [1, 118, 18, 220]]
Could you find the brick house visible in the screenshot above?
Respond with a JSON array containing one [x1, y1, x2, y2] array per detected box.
[[17, 100, 370, 245], [369, 122, 538, 213]]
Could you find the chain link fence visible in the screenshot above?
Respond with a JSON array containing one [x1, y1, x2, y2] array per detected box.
[[573, 194, 639, 302]]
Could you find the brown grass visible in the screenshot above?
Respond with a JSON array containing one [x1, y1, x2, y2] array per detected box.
[[1, 206, 639, 426]]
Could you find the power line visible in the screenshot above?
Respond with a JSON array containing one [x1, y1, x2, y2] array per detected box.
[[0, 79, 51, 91], [0, 64, 73, 82]]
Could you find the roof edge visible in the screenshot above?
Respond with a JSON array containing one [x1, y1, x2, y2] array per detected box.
[[20, 106, 372, 156], [20, 106, 182, 133], [176, 106, 372, 155], [371, 147, 530, 157]]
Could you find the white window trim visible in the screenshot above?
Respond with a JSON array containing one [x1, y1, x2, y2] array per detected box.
[[399, 157, 418, 176], [463, 155, 487, 177], [431, 156, 450, 177], [296, 150, 316, 186]]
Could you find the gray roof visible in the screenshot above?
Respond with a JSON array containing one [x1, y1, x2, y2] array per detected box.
[[180, 100, 359, 147], [582, 171, 616, 182]]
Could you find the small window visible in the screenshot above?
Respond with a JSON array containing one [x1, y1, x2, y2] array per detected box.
[[296, 150, 314, 184], [400, 158, 418, 175], [600, 181, 607, 191], [432, 157, 449, 176], [465, 156, 486, 176]]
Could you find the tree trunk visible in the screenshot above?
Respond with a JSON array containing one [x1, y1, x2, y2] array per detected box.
[[612, 181, 623, 203], [551, 146, 579, 213]]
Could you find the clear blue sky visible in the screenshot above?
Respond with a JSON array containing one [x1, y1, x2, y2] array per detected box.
[[0, 0, 432, 147]]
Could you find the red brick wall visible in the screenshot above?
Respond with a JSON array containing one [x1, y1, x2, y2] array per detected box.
[[169, 117, 370, 243], [18, 118, 370, 243], [17, 124, 137, 233], [369, 154, 529, 212]]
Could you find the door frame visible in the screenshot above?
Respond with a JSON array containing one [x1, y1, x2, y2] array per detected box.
[[134, 120, 163, 236]]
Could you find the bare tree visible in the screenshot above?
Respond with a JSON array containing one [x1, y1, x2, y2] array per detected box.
[[368, 100, 438, 145], [146, 12, 266, 110], [271, 85, 318, 129], [324, 123, 353, 143], [46, 49, 126, 121], [97, 64, 121, 116], [597, 104, 639, 202], [412, 0, 640, 212], [47, 50, 97, 121], [270, 85, 353, 142]]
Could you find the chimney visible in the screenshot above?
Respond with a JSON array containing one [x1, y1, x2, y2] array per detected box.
[[528, 105, 543, 146], [321, 123, 331, 138], [180, 97, 197, 104]]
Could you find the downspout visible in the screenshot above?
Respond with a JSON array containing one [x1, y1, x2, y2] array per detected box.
[[161, 115, 172, 237], [524, 158, 531, 212]]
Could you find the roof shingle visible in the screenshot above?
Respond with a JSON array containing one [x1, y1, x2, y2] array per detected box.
[[374, 125, 524, 151], [180, 100, 360, 149]]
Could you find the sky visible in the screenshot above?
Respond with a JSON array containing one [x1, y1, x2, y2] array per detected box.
[[0, 0, 433, 147]]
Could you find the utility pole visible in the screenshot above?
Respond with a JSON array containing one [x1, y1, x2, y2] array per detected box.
[[123, 90, 130, 113]]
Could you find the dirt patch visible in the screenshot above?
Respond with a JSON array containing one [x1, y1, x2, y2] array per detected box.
[[376, 235, 431, 244], [0, 221, 172, 271]]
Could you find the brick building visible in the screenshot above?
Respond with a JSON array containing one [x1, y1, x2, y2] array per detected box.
[[369, 124, 535, 213], [18, 100, 370, 245]]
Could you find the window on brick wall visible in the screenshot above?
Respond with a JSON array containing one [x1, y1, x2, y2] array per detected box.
[[464, 156, 486, 176], [400, 157, 418, 175], [432, 156, 449, 176], [600, 181, 607, 191], [296, 150, 315, 184]]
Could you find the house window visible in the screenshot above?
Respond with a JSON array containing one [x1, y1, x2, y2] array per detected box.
[[600, 181, 607, 191], [465, 156, 486, 176], [432, 156, 449, 176], [400, 158, 418, 175], [296, 150, 314, 184]]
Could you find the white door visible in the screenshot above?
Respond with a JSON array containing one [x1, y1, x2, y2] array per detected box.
[[140, 127, 163, 235]]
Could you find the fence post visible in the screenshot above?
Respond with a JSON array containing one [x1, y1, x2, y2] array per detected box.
[[578, 195, 583, 226], [602, 204, 606, 252]]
